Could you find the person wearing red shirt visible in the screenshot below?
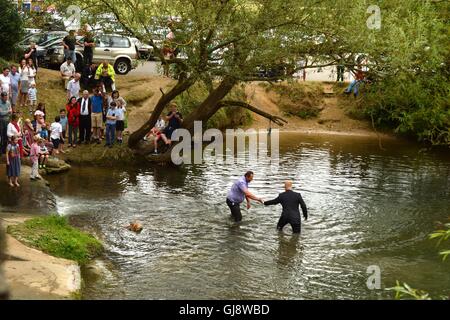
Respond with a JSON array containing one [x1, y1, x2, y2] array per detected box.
[[66, 96, 80, 148], [344, 65, 366, 97]]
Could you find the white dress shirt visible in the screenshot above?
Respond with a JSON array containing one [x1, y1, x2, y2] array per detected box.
[[80, 97, 90, 115]]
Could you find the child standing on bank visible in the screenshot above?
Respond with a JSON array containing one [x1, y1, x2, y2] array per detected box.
[[29, 135, 41, 181], [28, 82, 38, 113], [38, 138, 49, 169], [115, 100, 126, 144], [50, 116, 63, 155], [6, 135, 21, 187], [105, 101, 117, 148], [59, 109, 68, 153]]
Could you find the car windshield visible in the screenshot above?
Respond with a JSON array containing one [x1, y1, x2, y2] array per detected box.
[[38, 38, 63, 47], [23, 33, 46, 45]]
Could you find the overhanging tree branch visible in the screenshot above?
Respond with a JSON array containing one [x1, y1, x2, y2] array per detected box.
[[217, 100, 287, 126]]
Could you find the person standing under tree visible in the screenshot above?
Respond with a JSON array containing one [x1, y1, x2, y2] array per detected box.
[[6, 135, 21, 187], [26, 59, 37, 85], [91, 88, 103, 144], [105, 101, 117, 148], [337, 59, 345, 82], [24, 43, 38, 72], [60, 57, 76, 89], [50, 116, 63, 155], [62, 30, 82, 65], [27, 82, 37, 112], [66, 97, 80, 148], [67, 73, 81, 99], [0, 68, 11, 98], [9, 65, 21, 112], [114, 99, 125, 144], [82, 24, 95, 67], [18, 59, 29, 109], [29, 135, 42, 181], [77, 90, 92, 144], [0, 92, 12, 155]]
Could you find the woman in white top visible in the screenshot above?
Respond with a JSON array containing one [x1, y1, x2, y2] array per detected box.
[[7, 120, 21, 139], [18, 59, 30, 108], [27, 59, 37, 85], [7, 113, 24, 157], [108, 90, 127, 109]]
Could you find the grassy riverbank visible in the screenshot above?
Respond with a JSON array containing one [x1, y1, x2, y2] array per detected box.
[[7, 215, 103, 265]]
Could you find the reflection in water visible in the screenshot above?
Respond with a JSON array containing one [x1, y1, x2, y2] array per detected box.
[[36, 133, 450, 299], [0, 178, 56, 214], [276, 233, 302, 269]]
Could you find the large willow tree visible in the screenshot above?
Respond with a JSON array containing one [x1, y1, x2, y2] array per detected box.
[[48, 0, 448, 159]]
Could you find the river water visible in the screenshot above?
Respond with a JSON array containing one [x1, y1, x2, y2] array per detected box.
[[7, 132, 450, 299]]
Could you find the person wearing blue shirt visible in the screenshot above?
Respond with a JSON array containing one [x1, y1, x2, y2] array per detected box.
[[105, 102, 117, 148], [91, 89, 104, 144], [9, 65, 21, 111], [226, 171, 263, 222]]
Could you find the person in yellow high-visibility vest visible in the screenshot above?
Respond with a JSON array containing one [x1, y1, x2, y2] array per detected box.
[[95, 61, 116, 92]]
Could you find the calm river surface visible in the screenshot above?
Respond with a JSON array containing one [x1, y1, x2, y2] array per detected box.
[[20, 133, 450, 299]]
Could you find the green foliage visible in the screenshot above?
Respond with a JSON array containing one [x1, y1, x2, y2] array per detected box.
[[387, 222, 449, 299], [47, 0, 450, 147], [429, 223, 450, 261], [364, 74, 450, 146], [7, 215, 103, 265], [355, 0, 450, 146], [387, 281, 432, 300], [0, 0, 25, 60], [0, 58, 11, 69]]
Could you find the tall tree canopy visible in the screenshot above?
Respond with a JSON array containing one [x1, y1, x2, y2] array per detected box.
[[49, 0, 449, 155], [0, 0, 24, 60]]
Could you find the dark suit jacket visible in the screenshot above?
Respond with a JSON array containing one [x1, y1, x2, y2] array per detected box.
[[264, 190, 308, 223], [77, 97, 92, 116]]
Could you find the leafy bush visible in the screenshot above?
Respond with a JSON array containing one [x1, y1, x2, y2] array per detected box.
[[7, 215, 103, 265], [0, 58, 11, 69], [387, 222, 449, 300], [364, 74, 450, 146]]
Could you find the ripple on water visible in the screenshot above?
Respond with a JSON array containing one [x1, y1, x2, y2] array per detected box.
[[41, 133, 450, 299]]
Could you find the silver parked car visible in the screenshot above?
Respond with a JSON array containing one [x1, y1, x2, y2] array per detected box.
[[45, 34, 139, 74]]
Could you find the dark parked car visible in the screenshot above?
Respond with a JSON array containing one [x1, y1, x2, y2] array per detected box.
[[18, 31, 68, 53]]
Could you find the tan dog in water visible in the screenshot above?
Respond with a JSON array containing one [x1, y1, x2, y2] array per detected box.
[[126, 222, 143, 233]]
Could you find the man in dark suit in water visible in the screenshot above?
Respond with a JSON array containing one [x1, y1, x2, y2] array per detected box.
[[264, 181, 308, 234]]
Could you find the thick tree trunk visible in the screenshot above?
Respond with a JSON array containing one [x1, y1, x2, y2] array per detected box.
[[182, 76, 237, 131], [140, 76, 237, 162], [127, 77, 196, 148]]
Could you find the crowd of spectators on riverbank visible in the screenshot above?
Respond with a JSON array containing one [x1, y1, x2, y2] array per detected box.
[[0, 45, 137, 187], [0, 40, 186, 187]]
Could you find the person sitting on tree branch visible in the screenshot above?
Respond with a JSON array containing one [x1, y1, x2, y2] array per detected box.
[[158, 103, 183, 150]]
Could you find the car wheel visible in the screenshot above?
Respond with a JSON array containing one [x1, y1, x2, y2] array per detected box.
[[115, 58, 131, 75]]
